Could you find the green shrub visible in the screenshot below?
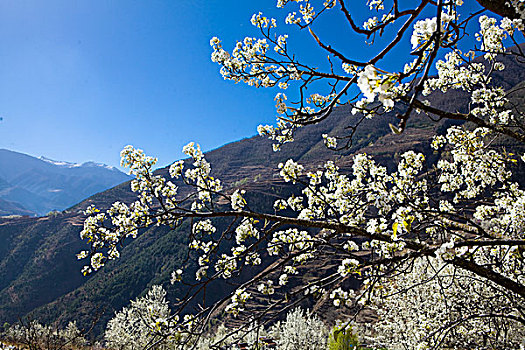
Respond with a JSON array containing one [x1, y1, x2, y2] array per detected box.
[[327, 324, 360, 350]]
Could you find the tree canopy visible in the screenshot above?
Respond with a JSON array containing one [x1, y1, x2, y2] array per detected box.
[[79, 1, 525, 349]]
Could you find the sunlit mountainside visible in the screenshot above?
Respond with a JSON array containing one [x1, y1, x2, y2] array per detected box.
[[0, 149, 131, 216]]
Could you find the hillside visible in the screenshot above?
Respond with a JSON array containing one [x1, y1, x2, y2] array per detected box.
[[0, 50, 524, 336], [0, 106, 420, 335], [0, 150, 131, 216]]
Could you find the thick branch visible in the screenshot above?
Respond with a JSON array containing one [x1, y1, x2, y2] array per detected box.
[[451, 257, 525, 299], [476, 0, 522, 19], [406, 96, 525, 143]]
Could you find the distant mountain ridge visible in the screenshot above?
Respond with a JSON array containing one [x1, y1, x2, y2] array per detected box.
[[38, 156, 119, 171], [0, 149, 131, 216]]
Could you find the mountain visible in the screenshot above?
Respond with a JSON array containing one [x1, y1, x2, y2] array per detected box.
[[0, 49, 524, 336], [0, 198, 34, 217], [0, 150, 131, 216]]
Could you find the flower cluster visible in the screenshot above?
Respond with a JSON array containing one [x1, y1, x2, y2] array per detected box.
[[477, 15, 523, 59], [278, 159, 304, 183], [4, 321, 87, 350], [356, 65, 396, 110], [225, 288, 251, 316], [105, 285, 188, 349], [231, 189, 247, 211], [359, 258, 525, 349], [410, 10, 455, 50]]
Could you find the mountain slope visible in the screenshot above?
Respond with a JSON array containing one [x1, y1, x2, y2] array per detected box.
[[0, 198, 33, 217], [0, 150, 131, 216]]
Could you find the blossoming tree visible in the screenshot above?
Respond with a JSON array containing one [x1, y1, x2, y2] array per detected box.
[[79, 0, 525, 348]]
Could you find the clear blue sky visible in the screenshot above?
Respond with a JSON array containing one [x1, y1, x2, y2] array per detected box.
[[0, 1, 483, 169]]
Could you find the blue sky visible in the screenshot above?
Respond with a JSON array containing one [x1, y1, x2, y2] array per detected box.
[[0, 0, 483, 169]]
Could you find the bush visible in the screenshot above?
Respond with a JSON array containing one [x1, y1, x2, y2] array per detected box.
[[3, 320, 87, 350], [328, 324, 360, 350], [269, 308, 328, 350]]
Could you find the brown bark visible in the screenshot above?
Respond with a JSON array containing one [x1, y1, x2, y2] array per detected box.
[[475, 0, 521, 19]]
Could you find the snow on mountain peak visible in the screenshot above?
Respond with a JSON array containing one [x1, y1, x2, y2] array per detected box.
[[38, 156, 117, 171], [38, 156, 81, 167]]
